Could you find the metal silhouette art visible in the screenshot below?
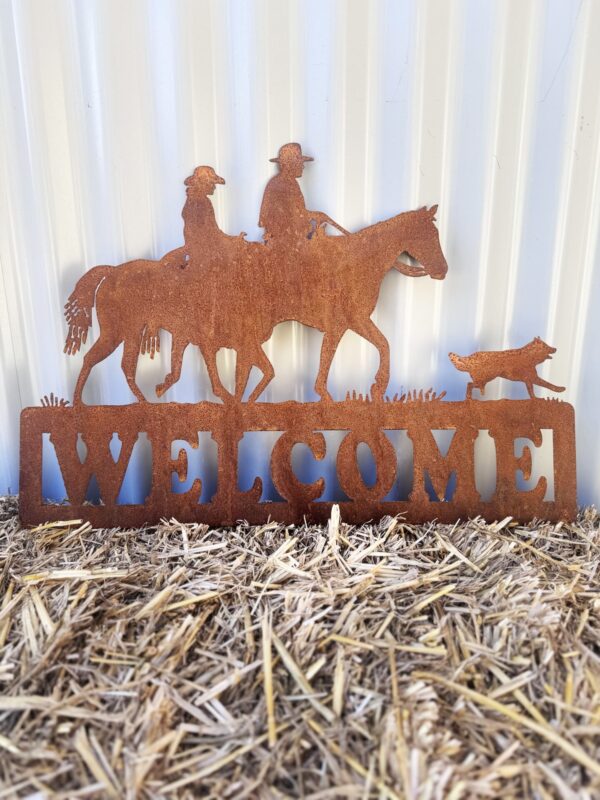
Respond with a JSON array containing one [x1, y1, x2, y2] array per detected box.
[[64, 144, 445, 405], [449, 338, 566, 400], [19, 143, 577, 526]]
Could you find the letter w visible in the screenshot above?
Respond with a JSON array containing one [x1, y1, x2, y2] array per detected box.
[[51, 430, 138, 506]]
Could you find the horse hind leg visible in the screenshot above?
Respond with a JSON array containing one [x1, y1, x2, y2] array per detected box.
[[121, 334, 147, 403], [73, 333, 121, 405], [200, 343, 233, 402], [248, 345, 275, 403], [156, 338, 187, 398], [235, 350, 254, 401]]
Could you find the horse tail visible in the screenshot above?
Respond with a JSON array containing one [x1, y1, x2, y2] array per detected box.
[[449, 352, 469, 372], [64, 265, 114, 355]]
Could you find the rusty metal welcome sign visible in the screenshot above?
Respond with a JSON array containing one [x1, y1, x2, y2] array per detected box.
[[19, 144, 577, 525]]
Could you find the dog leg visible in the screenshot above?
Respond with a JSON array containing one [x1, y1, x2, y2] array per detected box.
[[534, 377, 565, 393], [468, 382, 486, 400]]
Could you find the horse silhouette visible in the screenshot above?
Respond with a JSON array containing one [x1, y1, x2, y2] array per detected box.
[[64, 164, 447, 404]]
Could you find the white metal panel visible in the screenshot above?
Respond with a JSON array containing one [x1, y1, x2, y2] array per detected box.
[[0, 0, 598, 504]]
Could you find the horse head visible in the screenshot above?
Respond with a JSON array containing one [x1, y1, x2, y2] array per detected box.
[[395, 205, 448, 281]]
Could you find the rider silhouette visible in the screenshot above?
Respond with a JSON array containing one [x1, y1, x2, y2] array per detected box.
[[161, 165, 235, 271], [142, 153, 345, 357], [259, 142, 347, 245], [143, 165, 239, 356]]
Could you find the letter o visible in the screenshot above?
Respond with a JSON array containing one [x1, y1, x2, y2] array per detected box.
[[337, 431, 396, 502]]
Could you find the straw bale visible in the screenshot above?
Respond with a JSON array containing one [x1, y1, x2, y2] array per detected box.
[[0, 495, 599, 798]]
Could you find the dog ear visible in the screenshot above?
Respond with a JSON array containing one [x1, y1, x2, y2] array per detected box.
[[429, 204, 438, 217]]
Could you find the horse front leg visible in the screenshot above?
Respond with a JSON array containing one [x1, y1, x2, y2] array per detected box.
[[351, 318, 390, 401], [156, 337, 187, 398], [314, 328, 345, 402]]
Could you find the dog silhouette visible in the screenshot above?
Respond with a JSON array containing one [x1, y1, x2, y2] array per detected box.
[[449, 337, 565, 399]]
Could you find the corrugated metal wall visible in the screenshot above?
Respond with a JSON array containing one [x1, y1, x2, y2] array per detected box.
[[1, 0, 599, 505]]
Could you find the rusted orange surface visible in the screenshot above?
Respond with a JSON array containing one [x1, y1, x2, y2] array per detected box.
[[19, 143, 576, 525], [64, 143, 445, 405], [20, 398, 576, 526], [449, 338, 565, 399]]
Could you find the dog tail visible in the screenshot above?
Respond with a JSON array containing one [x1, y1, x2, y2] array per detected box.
[[449, 352, 469, 372]]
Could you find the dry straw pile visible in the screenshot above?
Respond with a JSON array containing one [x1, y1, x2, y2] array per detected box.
[[1, 496, 599, 798]]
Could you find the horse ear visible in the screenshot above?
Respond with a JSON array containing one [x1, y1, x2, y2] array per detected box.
[[429, 204, 438, 217]]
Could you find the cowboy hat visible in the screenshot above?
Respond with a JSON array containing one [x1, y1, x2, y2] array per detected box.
[[269, 142, 314, 164], [184, 166, 226, 186]]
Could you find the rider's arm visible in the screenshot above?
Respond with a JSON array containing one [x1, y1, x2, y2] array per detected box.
[[309, 211, 350, 236]]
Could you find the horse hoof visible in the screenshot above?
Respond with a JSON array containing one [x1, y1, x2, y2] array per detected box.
[[156, 383, 167, 398]]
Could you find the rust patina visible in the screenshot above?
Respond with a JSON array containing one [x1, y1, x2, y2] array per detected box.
[[19, 144, 577, 525]]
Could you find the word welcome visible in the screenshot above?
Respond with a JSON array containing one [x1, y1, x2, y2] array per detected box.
[[20, 400, 576, 526]]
